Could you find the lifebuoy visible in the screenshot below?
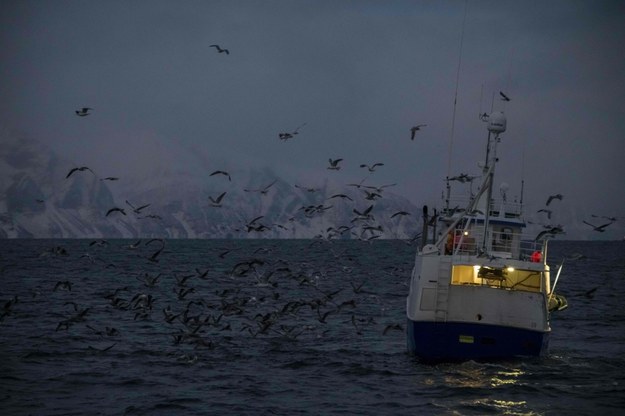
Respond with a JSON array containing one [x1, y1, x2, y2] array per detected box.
[[531, 251, 542, 263]]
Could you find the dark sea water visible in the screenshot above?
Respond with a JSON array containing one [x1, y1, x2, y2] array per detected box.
[[1, 239, 624, 415]]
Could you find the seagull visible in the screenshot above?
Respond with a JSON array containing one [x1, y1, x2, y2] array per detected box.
[[209, 192, 227, 207], [592, 214, 618, 222], [410, 124, 426, 140], [75, 107, 93, 116], [546, 194, 563, 206], [327, 158, 343, 170], [106, 207, 126, 217], [352, 205, 374, 222], [363, 190, 382, 201], [534, 225, 564, 241], [125, 200, 150, 214], [278, 123, 306, 141], [448, 173, 477, 183], [210, 44, 229, 54], [582, 220, 613, 232], [66, 166, 94, 179], [362, 183, 396, 193], [499, 91, 511, 101], [360, 162, 384, 172], [244, 179, 277, 195], [390, 211, 411, 219], [327, 194, 353, 202], [295, 184, 319, 193], [537, 209, 553, 220], [141, 214, 162, 220], [100, 177, 119, 181], [210, 170, 231, 181]]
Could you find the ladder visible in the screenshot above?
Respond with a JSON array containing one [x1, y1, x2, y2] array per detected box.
[[435, 258, 452, 321]]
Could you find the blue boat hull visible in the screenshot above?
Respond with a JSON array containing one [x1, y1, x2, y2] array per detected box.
[[406, 319, 549, 362]]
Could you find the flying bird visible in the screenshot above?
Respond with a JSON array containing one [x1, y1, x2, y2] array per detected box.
[[210, 44, 229, 54], [209, 192, 227, 207], [245, 180, 277, 195], [592, 214, 618, 222], [448, 173, 477, 183], [125, 200, 150, 214], [75, 107, 93, 116], [534, 225, 564, 241], [100, 177, 119, 181], [327, 158, 343, 170], [66, 166, 94, 179], [360, 163, 384, 172], [279, 123, 307, 141], [106, 207, 126, 217], [327, 194, 353, 202], [499, 91, 511, 101], [537, 209, 553, 220], [582, 220, 613, 232], [363, 190, 382, 201], [410, 124, 426, 140], [295, 184, 319, 193], [546, 194, 563, 206], [209, 170, 232, 181], [391, 211, 411, 219]]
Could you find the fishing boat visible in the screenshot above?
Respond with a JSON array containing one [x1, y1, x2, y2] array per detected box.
[[406, 110, 567, 361]]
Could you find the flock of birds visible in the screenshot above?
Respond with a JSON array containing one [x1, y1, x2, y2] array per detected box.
[[64, 65, 432, 242], [66, 85, 618, 244], [533, 192, 618, 241], [1, 236, 411, 364], [31, 42, 623, 245]]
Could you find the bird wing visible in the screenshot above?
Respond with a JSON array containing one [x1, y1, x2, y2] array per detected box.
[[106, 208, 123, 216], [248, 216, 264, 225], [66, 168, 78, 178], [263, 180, 277, 190]]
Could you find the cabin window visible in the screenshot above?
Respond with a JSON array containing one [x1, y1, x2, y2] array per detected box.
[[492, 227, 513, 253], [451, 265, 542, 292]]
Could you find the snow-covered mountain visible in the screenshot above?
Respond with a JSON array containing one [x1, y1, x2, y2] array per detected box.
[[0, 133, 422, 239]]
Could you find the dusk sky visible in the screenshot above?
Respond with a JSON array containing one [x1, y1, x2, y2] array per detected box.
[[1, 0, 624, 239]]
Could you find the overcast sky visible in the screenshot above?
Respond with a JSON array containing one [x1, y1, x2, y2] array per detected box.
[[1, 0, 624, 239]]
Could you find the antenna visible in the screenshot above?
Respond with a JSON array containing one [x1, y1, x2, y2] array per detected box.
[[446, 0, 469, 179], [520, 143, 525, 214], [478, 83, 484, 119]]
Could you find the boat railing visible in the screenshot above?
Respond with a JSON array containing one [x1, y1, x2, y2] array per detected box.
[[447, 228, 543, 262]]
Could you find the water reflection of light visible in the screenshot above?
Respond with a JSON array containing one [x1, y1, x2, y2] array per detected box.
[[490, 368, 525, 387], [439, 366, 525, 389], [469, 398, 537, 415]]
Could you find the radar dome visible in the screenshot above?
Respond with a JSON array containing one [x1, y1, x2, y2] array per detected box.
[[487, 111, 507, 133]]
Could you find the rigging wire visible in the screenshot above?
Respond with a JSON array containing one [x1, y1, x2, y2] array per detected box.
[[446, 0, 469, 179]]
